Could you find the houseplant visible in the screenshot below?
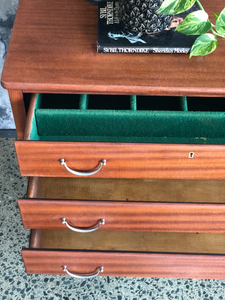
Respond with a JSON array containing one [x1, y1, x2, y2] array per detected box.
[[157, 0, 225, 57]]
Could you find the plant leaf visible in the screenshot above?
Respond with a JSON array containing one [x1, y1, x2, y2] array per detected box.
[[213, 13, 219, 22], [216, 8, 225, 35], [157, 0, 196, 15], [175, 10, 211, 35], [190, 33, 217, 57]]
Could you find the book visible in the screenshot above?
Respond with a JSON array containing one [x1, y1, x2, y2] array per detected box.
[[97, 0, 200, 54]]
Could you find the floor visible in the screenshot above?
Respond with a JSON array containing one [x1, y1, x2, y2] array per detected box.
[[1, 137, 225, 300]]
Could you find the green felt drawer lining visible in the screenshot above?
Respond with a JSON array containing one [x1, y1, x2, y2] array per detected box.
[[29, 93, 225, 144]]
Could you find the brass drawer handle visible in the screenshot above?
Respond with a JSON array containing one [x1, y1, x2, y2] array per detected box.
[[59, 159, 106, 176], [62, 218, 105, 233], [63, 266, 104, 279]]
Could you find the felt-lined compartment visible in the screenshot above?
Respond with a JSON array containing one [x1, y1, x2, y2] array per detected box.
[[137, 96, 182, 111], [29, 93, 225, 144], [88, 95, 131, 110], [188, 97, 225, 112]]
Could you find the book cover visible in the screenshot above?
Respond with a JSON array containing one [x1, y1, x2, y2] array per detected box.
[[97, 0, 200, 54]]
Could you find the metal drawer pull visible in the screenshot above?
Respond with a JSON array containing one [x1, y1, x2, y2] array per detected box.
[[63, 266, 104, 279], [62, 218, 105, 233], [59, 159, 106, 176]]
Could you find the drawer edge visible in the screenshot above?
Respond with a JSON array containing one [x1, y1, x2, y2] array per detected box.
[[18, 198, 225, 233], [21, 249, 225, 279]]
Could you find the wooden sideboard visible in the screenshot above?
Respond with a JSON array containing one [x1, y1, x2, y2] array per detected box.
[[2, 0, 225, 279]]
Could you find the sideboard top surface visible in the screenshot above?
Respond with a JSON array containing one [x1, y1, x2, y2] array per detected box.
[[1, 0, 225, 96]]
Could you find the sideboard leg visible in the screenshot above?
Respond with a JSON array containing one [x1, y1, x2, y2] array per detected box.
[[8, 90, 26, 139]]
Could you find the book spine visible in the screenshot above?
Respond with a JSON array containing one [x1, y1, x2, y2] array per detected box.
[[97, 45, 190, 54]]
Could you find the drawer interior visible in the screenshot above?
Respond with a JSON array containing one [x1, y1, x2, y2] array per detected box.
[[33, 177, 225, 203], [32, 229, 225, 254], [29, 93, 225, 144]]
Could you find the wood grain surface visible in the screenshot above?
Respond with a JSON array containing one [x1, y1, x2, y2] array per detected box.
[[38, 229, 225, 253], [1, 0, 225, 96], [15, 141, 225, 179], [29, 229, 42, 248], [20, 177, 225, 232], [33, 177, 225, 203], [23, 93, 37, 140], [21, 250, 225, 279], [18, 198, 225, 232], [26, 177, 41, 198], [22, 229, 225, 279]]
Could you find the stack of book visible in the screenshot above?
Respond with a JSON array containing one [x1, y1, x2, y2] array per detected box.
[[97, 0, 200, 54]]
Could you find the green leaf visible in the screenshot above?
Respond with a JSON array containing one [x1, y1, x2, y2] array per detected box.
[[213, 13, 219, 22], [157, 0, 196, 15], [190, 33, 217, 57], [175, 10, 211, 35], [216, 8, 225, 35]]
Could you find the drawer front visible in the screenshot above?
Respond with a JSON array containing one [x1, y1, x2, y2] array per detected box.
[[15, 140, 225, 179], [18, 199, 225, 232], [21, 250, 225, 279]]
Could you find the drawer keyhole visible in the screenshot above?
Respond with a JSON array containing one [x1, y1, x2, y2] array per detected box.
[[189, 152, 194, 158]]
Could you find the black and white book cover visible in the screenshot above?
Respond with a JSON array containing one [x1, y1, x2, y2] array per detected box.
[[97, 0, 200, 54]]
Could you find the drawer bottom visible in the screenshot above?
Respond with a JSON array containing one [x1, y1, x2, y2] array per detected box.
[[22, 229, 225, 279]]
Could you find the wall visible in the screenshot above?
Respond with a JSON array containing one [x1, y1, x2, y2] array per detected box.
[[0, 0, 19, 129]]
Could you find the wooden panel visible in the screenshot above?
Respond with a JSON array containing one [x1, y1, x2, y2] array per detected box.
[[23, 93, 37, 140], [8, 90, 26, 139], [18, 199, 225, 232], [30, 229, 42, 248], [21, 250, 225, 279], [22, 229, 225, 279], [26, 177, 41, 198], [36, 229, 225, 253], [36, 177, 225, 203], [15, 141, 225, 179], [1, 0, 225, 96], [22, 230, 225, 279]]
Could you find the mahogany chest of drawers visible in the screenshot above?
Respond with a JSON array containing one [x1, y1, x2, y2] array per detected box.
[[2, 0, 225, 280]]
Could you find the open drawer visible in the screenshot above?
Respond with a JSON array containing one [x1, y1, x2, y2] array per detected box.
[[15, 93, 225, 179], [18, 177, 225, 232], [22, 229, 225, 279]]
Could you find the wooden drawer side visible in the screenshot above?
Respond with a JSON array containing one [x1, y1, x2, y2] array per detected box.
[[15, 93, 225, 179], [21, 229, 225, 279], [24, 93, 225, 145], [14, 141, 225, 179], [18, 199, 225, 232], [21, 250, 225, 279]]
